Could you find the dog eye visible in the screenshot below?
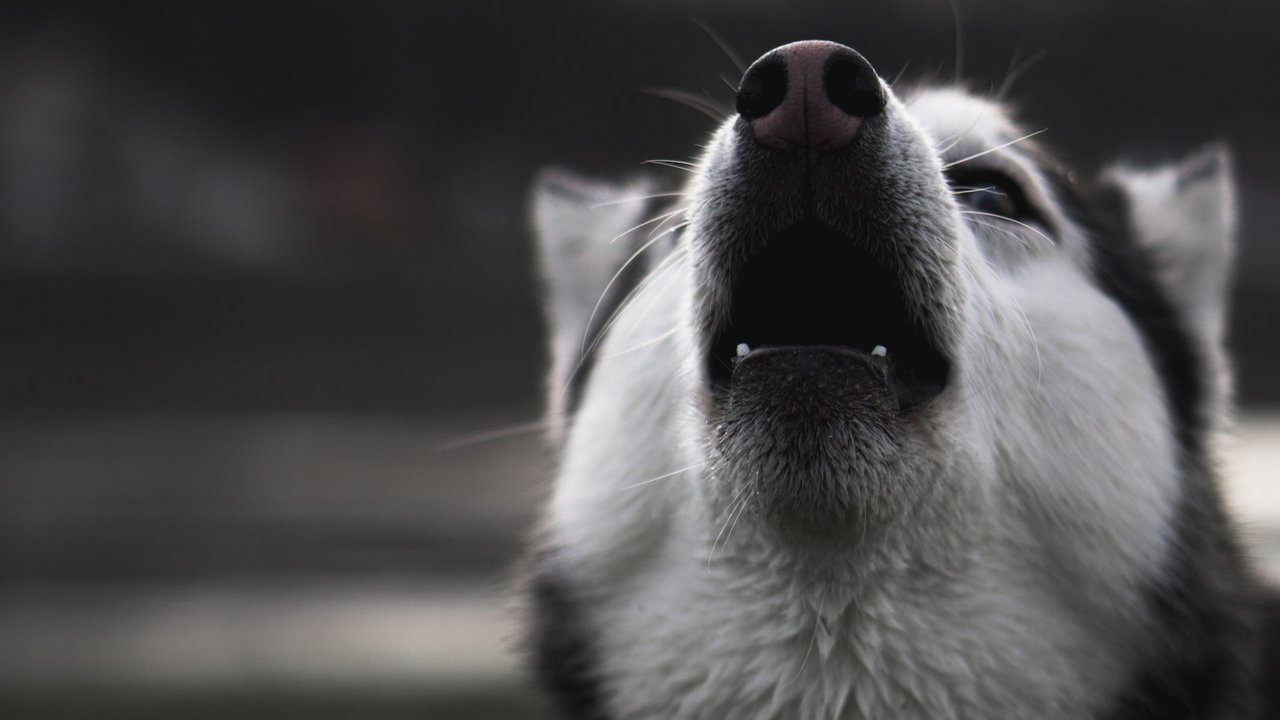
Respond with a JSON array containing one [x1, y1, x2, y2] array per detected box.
[[948, 170, 1034, 222]]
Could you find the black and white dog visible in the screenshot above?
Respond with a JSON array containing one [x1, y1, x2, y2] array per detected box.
[[524, 41, 1280, 719]]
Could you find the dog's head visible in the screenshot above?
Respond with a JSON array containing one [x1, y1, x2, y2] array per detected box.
[[534, 41, 1235, 565]]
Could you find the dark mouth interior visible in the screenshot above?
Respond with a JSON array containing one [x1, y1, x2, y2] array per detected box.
[[707, 221, 949, 410]]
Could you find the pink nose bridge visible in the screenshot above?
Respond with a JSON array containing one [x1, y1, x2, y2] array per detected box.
[[741, 41, 884, 152]]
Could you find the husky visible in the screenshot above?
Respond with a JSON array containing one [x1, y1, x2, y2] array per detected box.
[[523, 41, 1280, 719]]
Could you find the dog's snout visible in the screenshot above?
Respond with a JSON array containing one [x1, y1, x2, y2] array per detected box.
[[736, 41, 886, 152]]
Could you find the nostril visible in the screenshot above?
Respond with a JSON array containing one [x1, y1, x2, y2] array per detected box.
[[825, 50, 886, 118], [740, 41, 884, 152], [736, 58, 787, 121]]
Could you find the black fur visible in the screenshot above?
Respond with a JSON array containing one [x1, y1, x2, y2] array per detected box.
[[1264, 597, 1280, 711], [1057, 174, 1279, 719], [1075, 181, 1208, 454], [526, 554, 612, 720]]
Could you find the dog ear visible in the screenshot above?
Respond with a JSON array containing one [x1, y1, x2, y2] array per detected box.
[[530, 168, 658, 421], [1103, 145, 1237, 347]]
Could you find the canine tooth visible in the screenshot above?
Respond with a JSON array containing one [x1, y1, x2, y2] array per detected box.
[[871, 345, 888, 358], [736, 343, 751, 358]]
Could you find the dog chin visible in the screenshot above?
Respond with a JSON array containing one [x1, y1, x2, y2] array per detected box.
[[711, 345, 912, 543]]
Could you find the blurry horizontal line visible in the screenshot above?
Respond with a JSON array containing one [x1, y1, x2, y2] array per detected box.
[[0, 581, 522, 692]]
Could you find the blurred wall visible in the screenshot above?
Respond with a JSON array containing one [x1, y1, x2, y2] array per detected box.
[[0, 0, 1276, 415]]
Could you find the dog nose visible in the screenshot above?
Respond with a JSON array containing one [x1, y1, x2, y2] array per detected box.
[[736, 41, 886, 152]]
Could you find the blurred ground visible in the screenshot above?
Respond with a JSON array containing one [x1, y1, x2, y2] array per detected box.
[[0, 410, 1277, 718], [0, 411, 553, 719]]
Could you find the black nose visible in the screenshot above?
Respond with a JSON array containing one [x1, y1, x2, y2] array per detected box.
[[736, 41, 886, 151]]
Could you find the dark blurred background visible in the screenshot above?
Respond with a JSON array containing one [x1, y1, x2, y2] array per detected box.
[[0, 1, 1276, 718]]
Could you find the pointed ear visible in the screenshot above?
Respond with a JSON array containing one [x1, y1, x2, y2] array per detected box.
[[530, 168, 658, 419], [1103, 145, 1237, 346]]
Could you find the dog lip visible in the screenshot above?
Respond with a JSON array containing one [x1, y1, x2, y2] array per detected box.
[[724, 344, 900, 417], [733, 344, 889, 371], [715, 339, 948, 413], [724, 344, 931, 415]]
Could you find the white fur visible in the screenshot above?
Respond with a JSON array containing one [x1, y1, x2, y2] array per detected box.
[[1104, 148, 1236, 346], [1105, 149, 1238, 434], [532, 169, 663, 433], [534, 86, 1235, 718]]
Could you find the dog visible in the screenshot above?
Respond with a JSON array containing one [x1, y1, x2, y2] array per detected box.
[[523, 40, 1280, 719]]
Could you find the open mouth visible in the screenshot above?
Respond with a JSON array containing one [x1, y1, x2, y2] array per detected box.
[[706, 220, 949, 411]]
